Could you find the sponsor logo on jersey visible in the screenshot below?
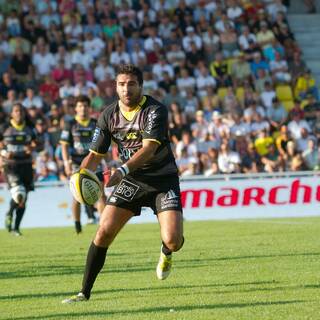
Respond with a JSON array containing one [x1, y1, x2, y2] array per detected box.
[[160, 189, 180, 210], [92, 127, 101, 143], [145, 110, 157, 134], [126, 132, 138, 140]]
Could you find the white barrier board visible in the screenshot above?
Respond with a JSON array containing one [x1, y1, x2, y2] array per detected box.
[[0, 174, 320, 229]]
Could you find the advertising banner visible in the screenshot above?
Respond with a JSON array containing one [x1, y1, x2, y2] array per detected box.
[[0, 173, 320, 229]]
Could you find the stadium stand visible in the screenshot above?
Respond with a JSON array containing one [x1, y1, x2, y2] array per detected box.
[[0, 0, 319, 181]]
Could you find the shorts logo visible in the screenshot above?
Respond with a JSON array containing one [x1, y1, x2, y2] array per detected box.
[[165, 189, 179, 200], [114, 179, 140, 201], [109, 196, 117, 203]]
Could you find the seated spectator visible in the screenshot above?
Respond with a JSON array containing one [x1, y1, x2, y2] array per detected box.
[[176, 67, 196, 97], [143, 71, 159, 95], [22, 87, 43, 110], [220, 24, 238, 57], [303, 94, 320, 127], [83, 31, 105, 60], [186, 42, 204, 69], [203, 147, 220, 176], [287, 111, 311, 140], [36, 150, 59, 182], [238, 25, 257, 51], [294, 69, 319, 100], [64, 13, 82, 47], [39, 76, 59, 102], [191, 110, 209, 141], [276, 125, 292, 160], [73, 74, 97, 97], [208, 111, 230, 143], [254, 69, 273, 93], [201, 26, 220, 63], [196, 64, 217, 97], [175, 130, 198, 159], [166, 43, 186, 71], [209, 51, 231, 87], [231, 52, 251, 87], [54, 45, 72, 69], [110, 44, 131, 67], [296, 127, 316, 153], [254, 129, 274, 157], [260, 143, 283, 172], [217, 140, 241, 173], [2, 89, 19, 114], [256, 21, 275, 50], [241, 142, 261, 173], [130, 43, 147, 66], [251, 112, 270, 137], [10, 46, 32, 82], [266, 97, 288, 132], [269, 52, 291, 83], [222, 86, 239, 115], [71, 43, 94, 70], [243, 99, 266, 119], [152, 55, 174, 81], [250, 52, 270, 79], [51, 59, 73, 83], [182, 26, 202, 52], [59, 78, 75, 99], [0, 72, 20, 99], [302, 139, 320, 170], [158, 71, 176, 93], [288, 52, 307, 84], [260, 81, 276, 109]]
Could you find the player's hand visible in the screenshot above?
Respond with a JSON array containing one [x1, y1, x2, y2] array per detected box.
[[105, 169, 123, 187]]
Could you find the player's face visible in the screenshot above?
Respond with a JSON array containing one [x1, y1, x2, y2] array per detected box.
[[116, 74, 142, 108], [11, 105, 24, 124], [75, 101, 90, 119]]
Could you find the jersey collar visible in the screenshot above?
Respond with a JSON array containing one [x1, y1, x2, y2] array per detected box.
[[10, 119, 25, 131], [75, 116, 90, 127], [119, 95, 146, 121]]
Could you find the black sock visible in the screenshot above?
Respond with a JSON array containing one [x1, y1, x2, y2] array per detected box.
[[81, 242, 108, 299], [75, 221, 82, 233], [85, 205, 95, 219], [14, 206, 25, 231], [7, 199, 17, 217], [162, 243, 172, 256]]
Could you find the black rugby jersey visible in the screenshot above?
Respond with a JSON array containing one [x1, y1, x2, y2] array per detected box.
[[90, 95, 178, 177], [60, 117, 96, 165], [0, 121, 35, 164]]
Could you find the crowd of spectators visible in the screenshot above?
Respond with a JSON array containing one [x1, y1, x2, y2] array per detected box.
[[0, 0, 319, 183]]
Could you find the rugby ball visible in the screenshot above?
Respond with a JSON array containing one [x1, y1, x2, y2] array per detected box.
[[10, 185, 26, 204], [69, 168, 102, 205]]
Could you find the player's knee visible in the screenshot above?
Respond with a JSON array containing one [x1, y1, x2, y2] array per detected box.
[[163, 236, 184, 252], [95, 226, 116, 247]]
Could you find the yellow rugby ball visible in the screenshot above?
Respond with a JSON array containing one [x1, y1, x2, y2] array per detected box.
[[69, 168, 102, 205]]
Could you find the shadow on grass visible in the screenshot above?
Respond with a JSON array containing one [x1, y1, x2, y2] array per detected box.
[[3, 300, 307, 320], [0, 281, 279, 301]]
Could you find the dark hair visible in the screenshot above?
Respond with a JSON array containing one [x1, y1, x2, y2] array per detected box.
[[74, 95, 91, 106], [116, 64, 143, 86]]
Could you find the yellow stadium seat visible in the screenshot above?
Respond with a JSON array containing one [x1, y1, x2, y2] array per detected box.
[[282, 100, 294, 111], [276, 85, 293, 101], [218, 87, 228, 99], [236, 87, 245, 101], [300, 99, 309, 109]]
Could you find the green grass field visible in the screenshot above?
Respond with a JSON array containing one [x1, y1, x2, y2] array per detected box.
[[1, 217, 320, 320]]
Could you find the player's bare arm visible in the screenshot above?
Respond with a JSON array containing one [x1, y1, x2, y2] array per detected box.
[[80, 151, 103, 172]]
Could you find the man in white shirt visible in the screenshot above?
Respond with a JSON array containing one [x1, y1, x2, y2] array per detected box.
[[152, 56, 174, 81], [32, 45, 55, 78], [144, 27, 163, 52], [83, 32, 105, 60], [71, 43, 94, 70], [110, 45, 131, 66], [182, 26, 202, 52]]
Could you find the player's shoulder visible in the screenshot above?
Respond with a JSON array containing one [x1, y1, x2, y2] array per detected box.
[[99, 100, 118, 119], [143, 95, 168, 113]]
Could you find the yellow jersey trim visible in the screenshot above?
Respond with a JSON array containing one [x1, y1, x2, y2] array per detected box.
[[59, 140, 69, 145], [119, 96, 147, 121], [75, 116, 90, 127], [89, 149, 108, 156], [143, 138, 161, 145], [10, 120, 25, 131]]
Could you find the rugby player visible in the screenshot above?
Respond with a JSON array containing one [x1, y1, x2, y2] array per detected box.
[[62, 64, 184, 303], [60, 95, 105, 233], [0, 103, 36, 236]]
